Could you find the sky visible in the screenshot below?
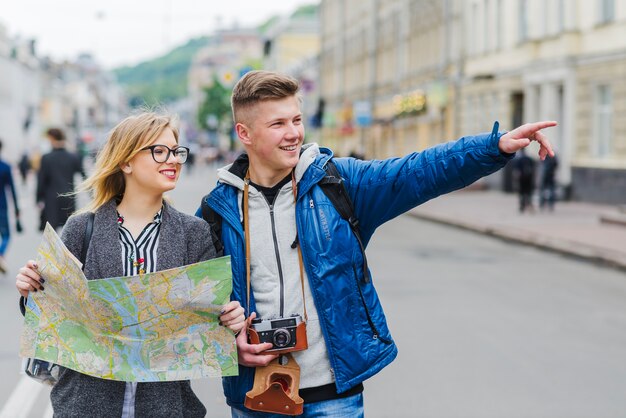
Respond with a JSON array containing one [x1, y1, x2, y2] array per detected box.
[[0, 0, 316, 69]]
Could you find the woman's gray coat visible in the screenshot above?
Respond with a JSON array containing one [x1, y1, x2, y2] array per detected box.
[[51, 199, 217, 418]]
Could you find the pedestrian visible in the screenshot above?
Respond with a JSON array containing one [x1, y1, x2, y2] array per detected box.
[[0, 139, 21, 273], [539, 154, 558, 211], [198, 70, 556, 417], [16, 112, 245, 418], [513, 148, 537, 213], [36, 128, 85, 231], [17, 152, 31, 185], [186, 142, 198, 174]]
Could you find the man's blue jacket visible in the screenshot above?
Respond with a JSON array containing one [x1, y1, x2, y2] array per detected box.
[[200, 126, 512, 407]]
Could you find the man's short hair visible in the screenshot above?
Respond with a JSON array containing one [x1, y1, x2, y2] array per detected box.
[[231, 70, 300, 124], [46, 128, 65, 142]]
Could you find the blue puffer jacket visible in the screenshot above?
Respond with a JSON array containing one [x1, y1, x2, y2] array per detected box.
[[200, 124, 512, 407]]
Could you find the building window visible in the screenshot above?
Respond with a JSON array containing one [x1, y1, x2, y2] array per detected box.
[[471, 3, 479, 55], [598, 0, 615, 24], [484, 0, 490, 52], [518, 0, 528, 42], [558, 0, 565, 32], [496, 0, 503, 49], [593, 85, 613, 159]]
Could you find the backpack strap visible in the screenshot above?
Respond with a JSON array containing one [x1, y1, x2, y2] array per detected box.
[[200, 196, 225, 256], [319, 160, 371, 283], [198, 163, 370, 283], [80, 212, 95, 267]]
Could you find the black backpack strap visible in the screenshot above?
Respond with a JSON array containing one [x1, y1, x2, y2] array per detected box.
[[200, 195, 224, 256], [319, 160, 371, 283], [20, 212, 94, 316]]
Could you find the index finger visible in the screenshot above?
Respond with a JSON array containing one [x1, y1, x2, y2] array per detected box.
[[530, 120, 558, 130], [520, 120, 557, 136]]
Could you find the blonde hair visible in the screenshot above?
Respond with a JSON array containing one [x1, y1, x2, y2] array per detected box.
[[231, 70, 300, 124], [77, 111, 179, 213]]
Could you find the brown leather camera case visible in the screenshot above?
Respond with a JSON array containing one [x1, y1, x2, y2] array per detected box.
[[244, 353, 304, 415]]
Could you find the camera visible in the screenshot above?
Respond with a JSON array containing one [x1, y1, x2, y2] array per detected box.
[[248, 314, 308, 354]]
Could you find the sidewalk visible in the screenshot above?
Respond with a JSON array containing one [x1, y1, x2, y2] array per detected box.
[[408, 190, 626, 271]]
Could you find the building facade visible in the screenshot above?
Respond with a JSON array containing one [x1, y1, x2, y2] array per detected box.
[[188, 27, 263, 149], [39, 54, 126, 153], [319, 0, 626, 204], [0, 22, 125, 162], [319, 0, 464, 160], [462, 0, 626, 203], [262, 6, 321, 136], [0, 25, 41, 161]]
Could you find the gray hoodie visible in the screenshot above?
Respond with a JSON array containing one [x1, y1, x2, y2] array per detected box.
[[216, 143, 333, 389]]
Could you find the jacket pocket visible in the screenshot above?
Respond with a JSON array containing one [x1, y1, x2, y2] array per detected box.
[[352, 266, 392, 344]]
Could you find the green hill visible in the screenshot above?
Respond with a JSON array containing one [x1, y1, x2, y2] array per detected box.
[[113, 3, 317, 106], [113, 36, 210, 106]]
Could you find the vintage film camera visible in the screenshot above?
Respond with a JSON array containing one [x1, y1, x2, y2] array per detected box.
[[248, 314, 308, 354]]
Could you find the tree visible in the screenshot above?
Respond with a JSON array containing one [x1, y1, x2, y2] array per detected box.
[[197, 76, 232, 133]]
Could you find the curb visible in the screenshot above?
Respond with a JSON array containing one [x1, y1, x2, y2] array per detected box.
[[407, 210, 626, 272], [600, 213, 626, 228]]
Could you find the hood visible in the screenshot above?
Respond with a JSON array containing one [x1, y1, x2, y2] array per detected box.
[[216, 143, 321, 191]]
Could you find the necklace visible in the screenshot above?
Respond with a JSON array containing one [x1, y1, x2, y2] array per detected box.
[[117, 213, 146, 274]]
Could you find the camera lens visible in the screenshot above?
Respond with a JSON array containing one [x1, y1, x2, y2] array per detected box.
[[273, 329, 291, 348]]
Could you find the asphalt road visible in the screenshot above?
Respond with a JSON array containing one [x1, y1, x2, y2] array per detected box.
[[2, 164, 625, 417]]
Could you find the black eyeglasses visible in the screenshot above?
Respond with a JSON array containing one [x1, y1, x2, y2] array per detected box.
[[140, 145, 190, 164]]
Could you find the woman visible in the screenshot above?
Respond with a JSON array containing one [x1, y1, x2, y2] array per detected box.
[[16, 112, 244, 417]]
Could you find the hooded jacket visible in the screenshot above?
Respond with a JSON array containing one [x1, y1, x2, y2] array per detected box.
[[201, 126, 511, 408]]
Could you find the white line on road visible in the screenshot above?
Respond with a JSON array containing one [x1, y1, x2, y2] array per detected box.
[[0, 376, 44, 418]]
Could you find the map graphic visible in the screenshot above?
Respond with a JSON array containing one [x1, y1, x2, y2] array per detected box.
[[20, 224, 238, 382]]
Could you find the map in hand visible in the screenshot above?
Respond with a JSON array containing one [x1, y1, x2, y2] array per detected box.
[[20, 224, 237, 382]]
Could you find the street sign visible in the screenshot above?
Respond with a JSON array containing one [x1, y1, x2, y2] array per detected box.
[[354, 100, 372, 127]]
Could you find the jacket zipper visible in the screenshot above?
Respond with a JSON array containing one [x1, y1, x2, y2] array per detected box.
[[353, 266, 391, 343], [268, 202, 286, 317]]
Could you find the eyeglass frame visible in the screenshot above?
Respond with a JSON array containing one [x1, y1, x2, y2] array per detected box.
[[140, 144, 190, 164]]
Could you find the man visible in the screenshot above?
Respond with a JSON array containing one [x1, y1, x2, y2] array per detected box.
[[0, 139, 20, 273], [199, 70, 555, 417], [514, 148, 537, 213], [539, 154, 558, 211], [36, 128, 85, 230], [18, 152, 31, 185]]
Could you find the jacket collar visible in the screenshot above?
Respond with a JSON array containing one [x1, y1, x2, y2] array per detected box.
[[216, 143, 326, 192]]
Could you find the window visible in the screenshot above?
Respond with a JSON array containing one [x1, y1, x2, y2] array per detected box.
[[593, 85, 613, 159], [496, 0, 503, 49], [491, 92, 500, 122], [471, 3, 479, 55], [598, 0, 615, 24], [518, 0, 528, 42], [484, 0, 490, 52], [558, 0, 565, 32]]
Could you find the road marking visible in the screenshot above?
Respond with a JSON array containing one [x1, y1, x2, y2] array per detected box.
[[0, 376, 44, 418]]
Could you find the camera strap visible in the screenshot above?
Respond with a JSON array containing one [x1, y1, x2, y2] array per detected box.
[[243, 170, 308, 322]]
